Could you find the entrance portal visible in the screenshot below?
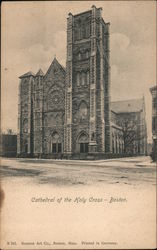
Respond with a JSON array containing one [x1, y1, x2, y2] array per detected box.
[[78, 132, 89, 153], [80, 143, 88, 153]]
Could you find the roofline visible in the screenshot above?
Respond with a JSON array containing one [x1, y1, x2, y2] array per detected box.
[[111, 97, 143, 104], [73, 9, 92, 17], [111, 110, 118, 115], [113, 110, 142, 115], [55, 59, 66, 73], [44, 57, 66, 78], [19, 72, 35, 79]]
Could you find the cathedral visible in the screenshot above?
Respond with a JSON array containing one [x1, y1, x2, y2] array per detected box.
[[17, 6, 147, 159]]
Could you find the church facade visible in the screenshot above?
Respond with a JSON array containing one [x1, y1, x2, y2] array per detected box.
[[17, 6, 147, 159]]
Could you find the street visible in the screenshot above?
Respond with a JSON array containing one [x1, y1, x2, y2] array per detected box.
[[0, 156, 156, 249], [0, 156, 156, 187]]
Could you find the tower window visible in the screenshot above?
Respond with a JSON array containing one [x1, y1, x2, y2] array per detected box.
[[86, 24, 90, 38], [81, 72, 85, 86], [79, 101, 88, 122], [76, 72, 80, 86], [81, 25, 86, 39], [78, 53, 81, 60], [36, 99, 40, 108], [87, 71, 89, 85], [86, 51, 89, 58], [78, 28, 81, 40]]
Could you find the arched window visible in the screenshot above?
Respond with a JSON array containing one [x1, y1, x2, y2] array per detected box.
[[78, 132, 89, 153], [115, 137, 118, 154], [24, 103, 28, 111], [86, 51, 89, 58], [86, 71, 89, 85], [112, 134, 115, 153], [76, 72, 80, 86], [119, 141, 121, 154], [78, 27, 81, 40], [55, 114, 59, 124], [44, 117, 48, 126], [36, 94, 40, 108], [122, 142, 124, 153], [23, 118, 28, 133], [51, 132, 62, 154], [112, 139, 115, 153], [78, 53, 81, 60], [77, 19, 82, 40], [117, 138, 119, 154], [79, 101, 88, 122], [81, 72, 85, 85], [86, 24, 90, 38], [81, 24, 86, 39]]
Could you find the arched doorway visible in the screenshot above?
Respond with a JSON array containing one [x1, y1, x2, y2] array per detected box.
[[51, 132, 62, 154], [78, 132, 89, 153]]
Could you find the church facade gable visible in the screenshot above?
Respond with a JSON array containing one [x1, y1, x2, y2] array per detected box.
[[42, 58, 65, 156]]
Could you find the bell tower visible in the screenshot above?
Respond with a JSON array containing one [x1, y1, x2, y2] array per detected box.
[[17, 71, 34, 156], [64, 5, 111, 157]]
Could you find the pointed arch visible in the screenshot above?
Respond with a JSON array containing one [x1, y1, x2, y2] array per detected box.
[[77, 131, 89, 153], [51, 131, 62, 154], [77, 131, 89, 143]]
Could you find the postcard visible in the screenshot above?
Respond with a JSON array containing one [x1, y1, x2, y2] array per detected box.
[[1, 1, 156, 249]]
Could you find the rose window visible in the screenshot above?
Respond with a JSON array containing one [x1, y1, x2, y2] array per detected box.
[[48, 90, 63, 109], [53, 95, 60, 105]]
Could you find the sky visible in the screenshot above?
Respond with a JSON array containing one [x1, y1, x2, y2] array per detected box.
[[1, 1, 156, 142]]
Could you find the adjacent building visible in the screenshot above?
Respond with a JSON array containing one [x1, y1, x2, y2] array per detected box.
[[0, 133, 17, 157], [111, 98, 147, 155], [150, 85, 157, 161]]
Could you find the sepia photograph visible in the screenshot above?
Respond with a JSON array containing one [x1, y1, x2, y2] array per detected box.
[[0, 1, 156, 249]]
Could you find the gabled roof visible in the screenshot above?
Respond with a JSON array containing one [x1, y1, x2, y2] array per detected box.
[[19, 71, 35, 79], [111, 98, 144, 113], [36, 69, 44, 76], [44, 57, 65, 79]]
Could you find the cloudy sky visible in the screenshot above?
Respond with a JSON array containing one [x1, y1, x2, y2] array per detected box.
[[1, 1, 156, 142]]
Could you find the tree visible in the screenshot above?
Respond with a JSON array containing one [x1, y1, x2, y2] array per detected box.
[[119, 117, 144, 154]]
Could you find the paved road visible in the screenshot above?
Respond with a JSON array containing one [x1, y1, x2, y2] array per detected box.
[[0, 156, 156, 187]]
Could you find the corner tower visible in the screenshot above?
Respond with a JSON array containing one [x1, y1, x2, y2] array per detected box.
[[17, 71, 34, 156], [64, 6, 111, 157], [33, 69, 44, 157]]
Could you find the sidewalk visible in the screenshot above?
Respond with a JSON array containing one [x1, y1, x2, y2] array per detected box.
[[136, 161, 157, 167]]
